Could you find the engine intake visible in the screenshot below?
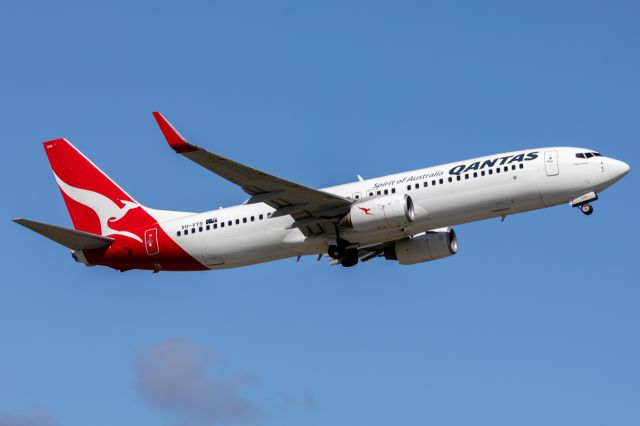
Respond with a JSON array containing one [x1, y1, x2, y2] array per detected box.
[[385, 227, 458, 265], [340, 194, 415, 231]]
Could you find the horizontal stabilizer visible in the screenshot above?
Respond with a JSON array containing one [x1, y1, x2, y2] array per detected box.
[[13, 218, 114, 250]]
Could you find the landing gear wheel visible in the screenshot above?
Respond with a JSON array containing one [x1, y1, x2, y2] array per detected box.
[[328, 245, 345, 260], [580, 203, 593, 216], [340, 249, 359, 268]]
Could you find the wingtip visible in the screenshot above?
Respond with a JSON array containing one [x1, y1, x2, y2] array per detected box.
[[13, 218, 31, 228], [152, 112, 198, 153]]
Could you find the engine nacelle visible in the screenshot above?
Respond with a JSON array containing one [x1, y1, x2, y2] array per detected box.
[[384, 227, 458, 265], [340, 194, 415, 231]]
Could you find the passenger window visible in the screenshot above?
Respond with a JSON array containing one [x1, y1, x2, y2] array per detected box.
[[355, 195, 360, 199], [496, 168, 501, 173], [407, 185, 411, 190], [228, 220, 232, 226], [448, 177, 453, 183], [213, 224, 218, 229], [251, 216, 255, 222], [465, 174, 469, 179], [392, 188, 396, 193], [199, 226, 203, 232], [243, 218, 247, 223], [235, 219, 240, 225], [439, 178, 444, 184], [432, 180, 436, 186], [504, 166, 508, 172], [259, 214, 264, 220], [415, 183, 419, 189], [456, 175, 461, 181], [384, 189, 389, 195], [511, 165, 516, 171], [368, 191, 373, 196], [489, 169, 493, 175], [481, 171, 486, 176], [206, 225, 210, 231], [473, 172, 478, 178], [377, 190, 382, 195], [423, 182, 428, 187], [519, 163, 524, 169], [191, 228, 195, 234], [177, 231, 181, 237], [221, 222, 225, 228]]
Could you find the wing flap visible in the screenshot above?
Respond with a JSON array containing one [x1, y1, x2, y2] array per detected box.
[[13, 218, 114, 251]]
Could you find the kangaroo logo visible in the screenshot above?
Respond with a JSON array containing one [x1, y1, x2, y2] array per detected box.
[[54, 174, 143, 243], [358, 207, 374, 216]]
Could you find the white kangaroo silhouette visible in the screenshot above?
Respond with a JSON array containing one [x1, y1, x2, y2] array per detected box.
[[54, 174, 143, 243]]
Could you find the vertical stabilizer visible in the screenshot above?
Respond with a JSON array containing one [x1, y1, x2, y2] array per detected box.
[[42, 139, 154, 242]]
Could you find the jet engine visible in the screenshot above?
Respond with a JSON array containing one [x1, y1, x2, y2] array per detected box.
[[384, 227, 458, 265], [339, 194, 415, 231]]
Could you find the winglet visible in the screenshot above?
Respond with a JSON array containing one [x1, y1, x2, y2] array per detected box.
[[152, 112, 199, 153]]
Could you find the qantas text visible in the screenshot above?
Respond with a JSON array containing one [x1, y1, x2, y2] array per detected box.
[[448, 152, 539, 175]]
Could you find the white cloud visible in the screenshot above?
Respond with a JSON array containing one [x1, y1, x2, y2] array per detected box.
[[134, 339, 259, 426]]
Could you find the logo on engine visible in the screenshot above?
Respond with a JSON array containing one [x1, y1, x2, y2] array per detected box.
[[359, 207, 374, 216]]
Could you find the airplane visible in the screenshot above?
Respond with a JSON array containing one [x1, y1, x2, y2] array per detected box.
[[14, 112, 630, 272]]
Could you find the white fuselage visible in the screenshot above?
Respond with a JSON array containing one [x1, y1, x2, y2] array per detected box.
[[161, 147, 629, 269]]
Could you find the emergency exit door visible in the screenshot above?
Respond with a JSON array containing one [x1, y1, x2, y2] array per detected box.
[[544, 151, 559, 176]]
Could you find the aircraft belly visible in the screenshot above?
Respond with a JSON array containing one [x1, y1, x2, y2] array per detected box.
[[412, 180, 544, 229], [200, 229, 296, 267]]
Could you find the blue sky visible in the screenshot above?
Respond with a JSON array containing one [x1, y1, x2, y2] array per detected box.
[[1, 1, 639, 425]]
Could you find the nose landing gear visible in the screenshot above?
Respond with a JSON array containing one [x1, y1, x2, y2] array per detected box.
[[570, 192, 598, 216], [580, 203, 594, 215]]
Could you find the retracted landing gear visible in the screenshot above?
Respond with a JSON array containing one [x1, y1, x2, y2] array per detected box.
[[580, 203, 594, 216], [328, 245, 345, 259], [328, 233, 359, 268], [328, 245, 359, 267], [340, 249, 359, 268]]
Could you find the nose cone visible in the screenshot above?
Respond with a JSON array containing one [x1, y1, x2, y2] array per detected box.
[[610, 159, 630, 179]]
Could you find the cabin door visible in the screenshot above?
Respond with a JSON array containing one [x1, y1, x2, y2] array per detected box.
[[544, 151, 559, 176]]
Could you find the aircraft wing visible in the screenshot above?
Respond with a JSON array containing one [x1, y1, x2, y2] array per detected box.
[[152, 112, 352, 233]]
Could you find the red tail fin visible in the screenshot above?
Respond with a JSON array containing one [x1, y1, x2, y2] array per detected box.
[[42, 139, 154, 242]]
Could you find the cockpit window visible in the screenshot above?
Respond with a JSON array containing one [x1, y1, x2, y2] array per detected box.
[[577, 151, 602, 159]]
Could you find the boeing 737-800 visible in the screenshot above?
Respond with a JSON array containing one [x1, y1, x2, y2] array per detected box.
[[14, 113, 630, 271]]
